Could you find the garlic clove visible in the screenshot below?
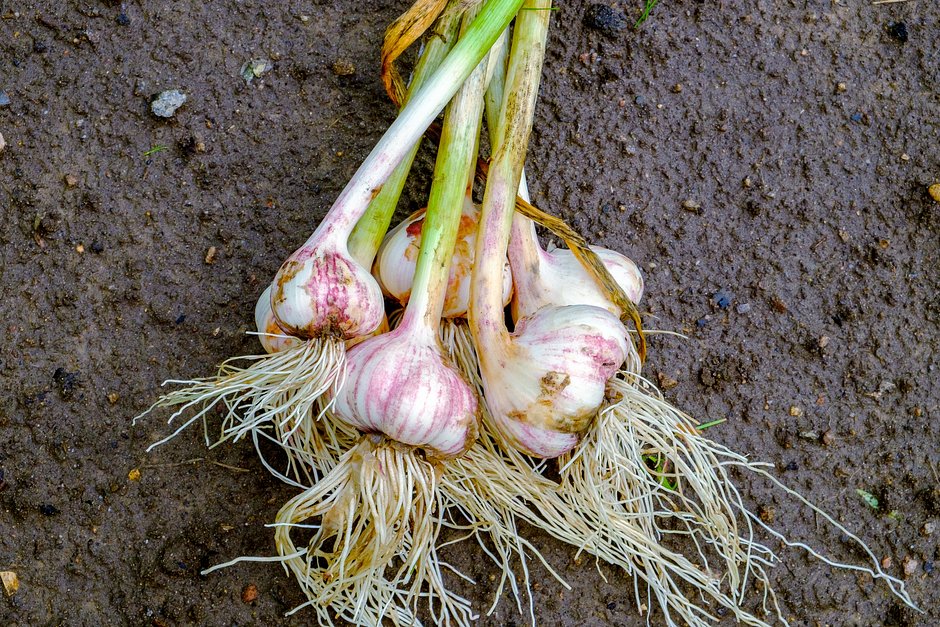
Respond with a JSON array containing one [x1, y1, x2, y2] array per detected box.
[[333, 327, 479, 458], [374, 198, 512, 318], [254, 284, 303, 354], [512, 246, 644, 322], [480, 304, 628, 458], [272, 240, 385, 341]]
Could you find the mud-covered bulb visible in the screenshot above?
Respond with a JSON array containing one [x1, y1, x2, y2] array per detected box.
[[374, 197, 512, 318], [333, 326, 479, 458], [480, 305, 628, 458]]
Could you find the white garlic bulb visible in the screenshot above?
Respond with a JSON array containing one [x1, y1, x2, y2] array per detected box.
[[374, 197, 512, 318], [479, 304, 628, 458]]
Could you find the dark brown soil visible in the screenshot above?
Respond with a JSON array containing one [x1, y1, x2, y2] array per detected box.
[[1, 1, 937, 625]]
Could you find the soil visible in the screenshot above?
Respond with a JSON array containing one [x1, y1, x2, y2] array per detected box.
[[1, 1, 938, 626]]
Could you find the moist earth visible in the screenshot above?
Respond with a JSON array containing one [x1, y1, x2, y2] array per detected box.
[[1, 1, 938, 626]]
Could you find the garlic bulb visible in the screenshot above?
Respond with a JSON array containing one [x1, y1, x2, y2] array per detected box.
[[511, 240, 644, 321], [374, 196, 512, 317], [333, 326, 479, 458], [254, 285, 303, 354], [272, 237, 385, 341], [479, 305, 628, 457]]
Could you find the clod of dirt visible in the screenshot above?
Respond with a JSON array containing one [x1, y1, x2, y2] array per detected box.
[[241, 583, 259, 603], [151, 90, 187, 118], [1, 571, 18, 597], [886, 22, 908, 44], [583, 4, 627, 38], [52, 367, 80, 400], [657, 372, 678, 390], [331, 59, 356, 76], [39, 503, 60, 516], [698, 354, 747, 389]]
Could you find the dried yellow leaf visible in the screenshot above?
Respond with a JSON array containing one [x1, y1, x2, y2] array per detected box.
[[1, 571, 19, 596]]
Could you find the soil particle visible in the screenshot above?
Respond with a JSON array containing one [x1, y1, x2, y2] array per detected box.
[[583, 4, 627, 38], [241, 583, 259, 604], [886, 22, 909, 44]]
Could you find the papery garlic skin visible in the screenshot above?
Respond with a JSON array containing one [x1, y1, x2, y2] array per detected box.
[[374, 198, 512, 318], [512, 245, 644, 322], [481, 305, 628, 458], [272, 241, 385, 341], [333, 327, 479, 458], [254, 285, 303, 354]]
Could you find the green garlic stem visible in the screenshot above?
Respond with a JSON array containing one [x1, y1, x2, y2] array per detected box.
[[346, 2, 463, 267], [471, 0, 551, 343], [307, 0, 526, 250], [402, 5, 491, 336]]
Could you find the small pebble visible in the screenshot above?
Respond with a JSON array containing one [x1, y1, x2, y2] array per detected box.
[[64, 174, 78, 187], [128, 468, 141, 482], [921, 521, 936, 536], [925, 561, 935, 575], [743, 176, 752, 188], [882, 556, 893, 570], [818, 335, 830, 349], [928, 183, 940, 203], [107, 392, 119, 404], [657, 372, 679, 390], [821, 429, 835, 446], [331, 59, 356, 76], [116, 11, 130, 26], [241, 583, 259, 603], [151, 90, 187, 118], [0, 132, 5, 152], [850, 112, 863, 123], [900, 153, 910, 162], [681, 199, 701, 212], [736, 303, 751, 314], [789, 405, 803, 417], [902, 556, 919, 578], [204, 246, 217, 265], [634, 95, 647, 106], [714, 290, 733, 309], [672, 83, 683, 93], [836, 82, 847, 93], [75, 244, 84, 254], [886, 22, 908, 44]]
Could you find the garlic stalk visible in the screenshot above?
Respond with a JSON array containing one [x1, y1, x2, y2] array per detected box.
[[274, 13, 492, 622], [469, 0, 627, 458], [374, 195, 512, 317]]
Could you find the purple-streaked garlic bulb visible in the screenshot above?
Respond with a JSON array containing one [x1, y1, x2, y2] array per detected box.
[[333, 325, 479, 458]]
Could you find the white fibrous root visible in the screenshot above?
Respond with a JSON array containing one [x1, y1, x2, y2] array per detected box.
[[374, 195, 513, 318]]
